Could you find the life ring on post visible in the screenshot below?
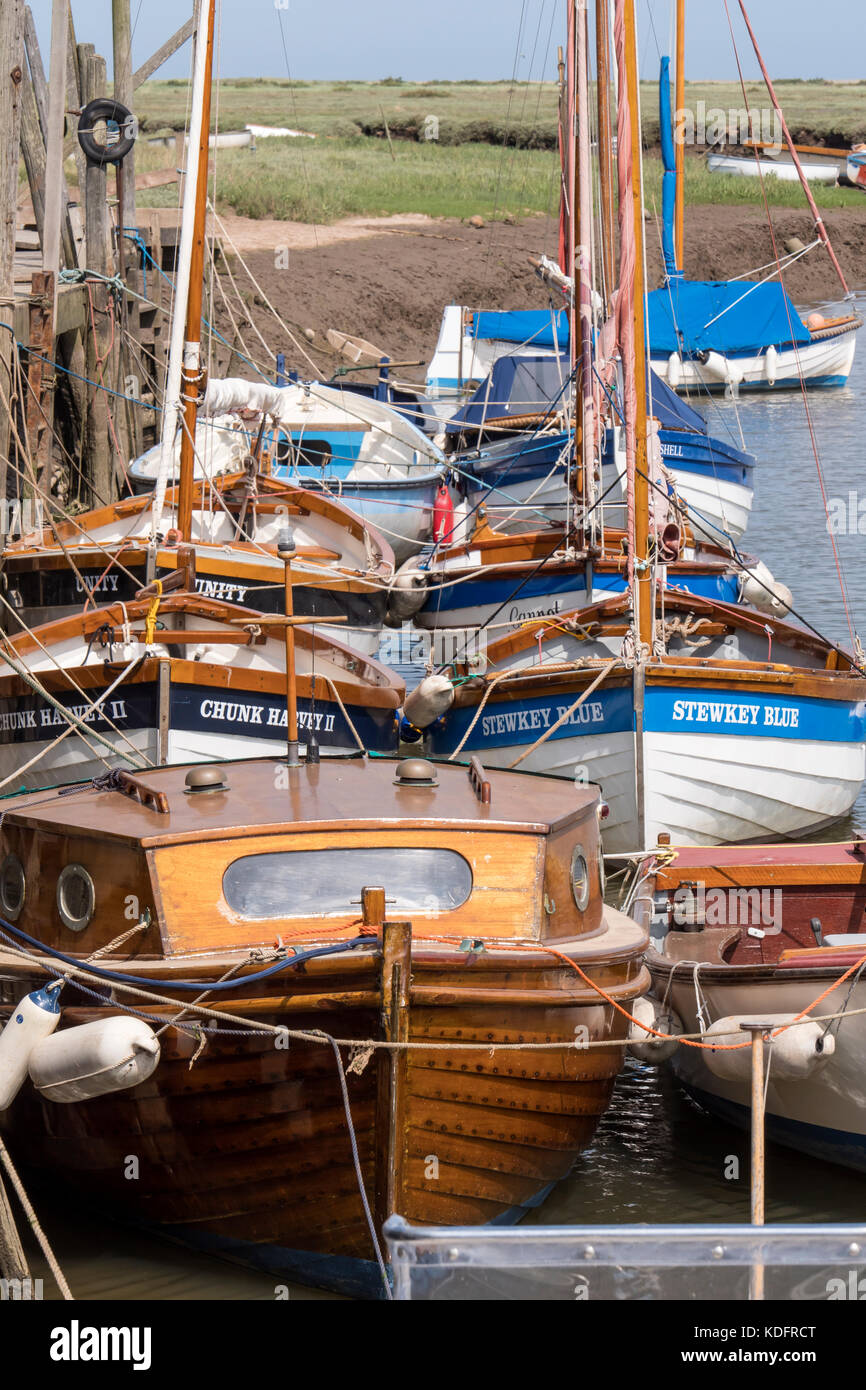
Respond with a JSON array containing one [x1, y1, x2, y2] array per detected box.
[[77, 98, 137, 165]]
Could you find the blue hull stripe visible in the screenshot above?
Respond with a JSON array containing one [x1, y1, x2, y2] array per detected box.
[[424, 569, 740, 613], [647, 687, 866, 742], [682, 1082, 866, 1175], [431, 686, 866, 754]]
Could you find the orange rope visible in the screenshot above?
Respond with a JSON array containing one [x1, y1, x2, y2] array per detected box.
[[418, 931, 866, 1052]]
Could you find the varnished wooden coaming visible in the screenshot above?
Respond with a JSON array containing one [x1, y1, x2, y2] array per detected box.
[[0, 756, 647, 1292], [644, 842, 866, 980]]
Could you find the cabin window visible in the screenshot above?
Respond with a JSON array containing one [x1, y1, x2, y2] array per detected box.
[[57, 864, 96, 933], [0, 854, 25, 921], [570, 848, 591, 911], [222, 847, 473, 919]]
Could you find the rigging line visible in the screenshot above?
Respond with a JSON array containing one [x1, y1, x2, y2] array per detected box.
[[208, 205, 322, 375], [0, 589, 157, 763], [275, 6, 320, 256], [481, 0, 530, 289], [435, 469, 624, 673], [722, 0, 858, 649], [210, 262, 272, 383], [633, 460, 864, 670]]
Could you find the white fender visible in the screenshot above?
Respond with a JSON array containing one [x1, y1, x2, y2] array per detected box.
[[702, 1013, 834, 1083], [666, 352, 682, 389], [402, 673, 455, 730], [764, 344, 778, 386], [29, 1016, 161, 1103], [698, 351, 744, 386], [627, 996, 682, 1064], [739, 560, 794, 617], [387, 560, 429, 623], [0, 987, 62, 1110]]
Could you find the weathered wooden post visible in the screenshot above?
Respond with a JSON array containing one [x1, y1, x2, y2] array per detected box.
[[113, 0, 142, 457], [80, 47, 114, 504], [0, 0, 24, 525], [26, 270, 56, 492], [375, 904, 412, 1239]]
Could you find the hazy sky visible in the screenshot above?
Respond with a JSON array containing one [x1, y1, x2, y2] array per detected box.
[[28, 1, 865, 84]]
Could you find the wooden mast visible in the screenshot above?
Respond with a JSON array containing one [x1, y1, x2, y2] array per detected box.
[[674, 0, 685, 270], [623, 0, 651, 649], [176, 0, 215, 544], [595, 0, 615, 303], [575, 1, 595, 519]]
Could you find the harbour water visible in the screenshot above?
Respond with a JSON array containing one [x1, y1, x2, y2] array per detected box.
[[16, 294, 866, 1299]]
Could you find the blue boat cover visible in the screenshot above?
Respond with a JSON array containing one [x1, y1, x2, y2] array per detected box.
[[475, 283, 810, 358], [471, 310, 569, 349], [447, 353, 707, 435], [646, 279, 811, 355]]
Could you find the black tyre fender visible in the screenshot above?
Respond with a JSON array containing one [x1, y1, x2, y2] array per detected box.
[[77, 98, 137, 165]]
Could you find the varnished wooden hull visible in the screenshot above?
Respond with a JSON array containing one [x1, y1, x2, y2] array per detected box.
[[0, 932, 648, 1297]]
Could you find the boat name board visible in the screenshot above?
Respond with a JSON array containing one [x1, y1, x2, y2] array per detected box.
[[671, 698, 799, 728], [0, 700, 127, 732], [198, 698, 336, 732]]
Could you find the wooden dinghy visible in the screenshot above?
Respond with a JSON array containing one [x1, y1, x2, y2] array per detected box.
[[634, 839, 866, 1173], [0, 755, 648, 1297], [0, 590, 404, 791], [1, 472, 394, 655], [397, 518, 788, 634], [427, 590, 866, 852]]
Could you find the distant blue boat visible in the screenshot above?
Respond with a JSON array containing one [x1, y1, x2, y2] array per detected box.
[[647, 54, 860, 392]]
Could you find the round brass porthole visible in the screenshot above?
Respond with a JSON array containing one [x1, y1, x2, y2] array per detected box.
[[0, 854, 26, 921], [570, 847, 590, 912], [57, 864, 96, 933]]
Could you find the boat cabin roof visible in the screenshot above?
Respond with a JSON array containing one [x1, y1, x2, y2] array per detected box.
[[2, 756, 598, 848]]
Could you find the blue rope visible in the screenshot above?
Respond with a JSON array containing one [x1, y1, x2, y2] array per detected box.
[[0, 914, 373, 992]]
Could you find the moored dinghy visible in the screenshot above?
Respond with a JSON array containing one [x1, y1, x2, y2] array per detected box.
[[0, 754, 648, 1296], [635, 840, 866, 1172], [129, 377, 447, 563]]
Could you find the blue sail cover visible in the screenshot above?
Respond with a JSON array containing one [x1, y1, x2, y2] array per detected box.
[[659, 56, 680, 281], [646, 279, 811, 355], [447, 354, 707, 435]]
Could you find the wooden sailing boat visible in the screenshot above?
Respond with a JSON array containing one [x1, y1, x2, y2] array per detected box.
[[424, 0, 866, 853], [0, 753, 648, 1296], [635, 839, 866, 1172], [428, 589, 866, 852], [2, 470, 394, 655], [0, 583, 404, 791]]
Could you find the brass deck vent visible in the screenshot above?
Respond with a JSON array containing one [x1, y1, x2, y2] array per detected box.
[[394, 757, 438, 788], [184, 767, 229, 795]]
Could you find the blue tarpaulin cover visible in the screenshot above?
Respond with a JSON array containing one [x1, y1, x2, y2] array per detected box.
[[475, 281, 811, 359], [471, 310, 569, 349], [447, 353, 707, 435], [645, 279, 811, 355]]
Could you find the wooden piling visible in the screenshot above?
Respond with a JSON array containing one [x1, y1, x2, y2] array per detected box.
[[26, 270, 56, 492], [80, 48, 114, 504], [375, 917, 412, 1235], [0, 1171, 29, 1287], [113, 0, 142, 457], [0, 0, 24, 524]]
